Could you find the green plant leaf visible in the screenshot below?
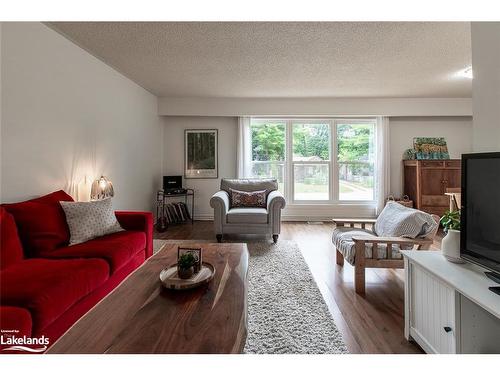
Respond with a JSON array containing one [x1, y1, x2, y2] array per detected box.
[[440, 210, 461, 231]]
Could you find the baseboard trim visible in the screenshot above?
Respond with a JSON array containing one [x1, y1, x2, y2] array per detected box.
[[283, 215, 333, 222], [193, 214, 215, 221], [193, 215, 374, 222]]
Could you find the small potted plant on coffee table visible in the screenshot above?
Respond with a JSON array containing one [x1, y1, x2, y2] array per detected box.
[[440, 210, 464, 263], [177, 253, 196, 279]]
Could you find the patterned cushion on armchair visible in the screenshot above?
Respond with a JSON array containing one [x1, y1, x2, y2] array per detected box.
[[229, 188, 267, 208]]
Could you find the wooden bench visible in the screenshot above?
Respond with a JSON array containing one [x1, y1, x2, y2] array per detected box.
[[333, 217, 439, 294]]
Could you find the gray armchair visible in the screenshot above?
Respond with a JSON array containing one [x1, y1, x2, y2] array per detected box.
[[210, 178, 286, 243]]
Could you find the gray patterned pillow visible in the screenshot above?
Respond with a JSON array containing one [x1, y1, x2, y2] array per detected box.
[[60, 198, 124, 245], [229, 188, 267, 208]]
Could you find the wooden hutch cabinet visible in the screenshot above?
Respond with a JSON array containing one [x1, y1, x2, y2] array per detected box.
[[403, 159, 461, 217]]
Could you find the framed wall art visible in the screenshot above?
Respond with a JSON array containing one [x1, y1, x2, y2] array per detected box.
[[184, 129, 218, 179], [413, 137, 450, 160]]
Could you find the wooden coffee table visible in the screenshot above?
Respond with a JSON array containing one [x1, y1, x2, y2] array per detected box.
[[47, 242, 249, 354]]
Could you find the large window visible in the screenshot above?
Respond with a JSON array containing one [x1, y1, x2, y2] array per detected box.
[[292, 123, 330, 201], [250, 121, 285, 192], [337, 122, 375, 201], [249, 118, 376, 204]]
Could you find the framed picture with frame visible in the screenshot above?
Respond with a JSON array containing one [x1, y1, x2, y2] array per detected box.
[[185, 129, 218, 179]]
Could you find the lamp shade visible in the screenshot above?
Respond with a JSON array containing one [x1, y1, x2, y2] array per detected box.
[[90, 176, 114, 200]]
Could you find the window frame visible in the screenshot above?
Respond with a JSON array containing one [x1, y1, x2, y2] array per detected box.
[[290, 120, 332, 204], [249, 117, 377, 206], [334, 118, 377, 204], [249, 119, 287, 195]]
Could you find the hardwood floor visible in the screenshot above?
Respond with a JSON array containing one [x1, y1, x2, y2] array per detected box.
[[155, 221, 443, 354]]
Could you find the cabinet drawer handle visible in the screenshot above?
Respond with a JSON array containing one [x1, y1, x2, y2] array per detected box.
[[443, 326, 452, 333]]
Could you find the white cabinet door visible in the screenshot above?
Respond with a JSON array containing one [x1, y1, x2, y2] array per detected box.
[[410, 263, 457, 353]]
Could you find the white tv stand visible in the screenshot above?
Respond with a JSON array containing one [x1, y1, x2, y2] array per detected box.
[[402, 250, 500, 354]]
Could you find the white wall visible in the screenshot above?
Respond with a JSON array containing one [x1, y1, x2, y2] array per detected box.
[[389, 117, 473, 197], [471, 22, 500, 152], [162, 116, 237, 219], [158, 97, 472, 117], [1, 23, 162, 211], [0, 22, 482, 221], [162, 115, 473, 220]]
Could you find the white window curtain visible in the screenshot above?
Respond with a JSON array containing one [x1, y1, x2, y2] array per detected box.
[[237, 117, 252, 178], [375, 116, 390, 214]]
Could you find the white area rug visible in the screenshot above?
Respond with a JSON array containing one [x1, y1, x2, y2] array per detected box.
[[153, 239, 348, 354], [244, 240, 347, 354]]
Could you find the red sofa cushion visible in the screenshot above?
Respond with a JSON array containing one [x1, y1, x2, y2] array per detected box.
[[0, 258, 109, 332], [0, 306, 32, 337], [2, 190, 73, 257], [39, 251, 145, 344], [41, 231, 146, 274], [0, 208, 24, 270], [115, 211, 154, 259]]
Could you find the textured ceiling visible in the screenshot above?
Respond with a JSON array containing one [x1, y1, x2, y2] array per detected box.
[[48, 22, 472, 98]]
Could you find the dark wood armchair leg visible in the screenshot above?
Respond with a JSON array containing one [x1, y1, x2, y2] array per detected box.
[[272, 234, 279, 243], [216, 234, 223, 243], [336, 249, 344, 266]]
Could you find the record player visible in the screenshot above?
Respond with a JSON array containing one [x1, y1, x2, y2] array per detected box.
[[163, 176, 187, 195]]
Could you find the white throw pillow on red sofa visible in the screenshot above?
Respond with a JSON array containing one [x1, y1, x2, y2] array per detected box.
[[60, 198, 123, 245]]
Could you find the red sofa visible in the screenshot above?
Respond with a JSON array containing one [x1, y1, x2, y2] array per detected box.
[[0, 190, 153, 353]]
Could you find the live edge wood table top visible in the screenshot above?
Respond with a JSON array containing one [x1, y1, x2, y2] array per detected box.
[[47, 243, 249, 354]]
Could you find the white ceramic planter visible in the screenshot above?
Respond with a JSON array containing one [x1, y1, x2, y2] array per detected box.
[[441, 229, 465, 263]]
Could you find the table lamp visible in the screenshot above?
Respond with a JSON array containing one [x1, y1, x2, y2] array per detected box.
[[91, 176, 114, 200]]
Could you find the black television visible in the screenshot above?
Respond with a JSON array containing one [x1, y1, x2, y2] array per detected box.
[[461, 152, 500, 282]]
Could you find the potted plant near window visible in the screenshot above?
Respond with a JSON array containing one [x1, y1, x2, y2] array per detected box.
[[177, 253, 196, 279], [440, 210, 465, 263]]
